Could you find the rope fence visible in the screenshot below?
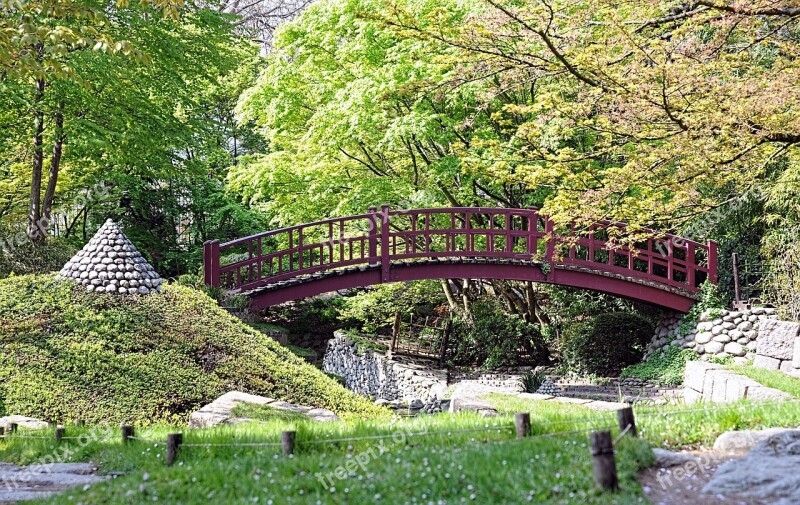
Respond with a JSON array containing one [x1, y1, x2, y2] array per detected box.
[[1, 398, 797, 492]]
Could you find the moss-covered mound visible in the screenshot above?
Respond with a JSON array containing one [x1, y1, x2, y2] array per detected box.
[[0, 274, 386, 424]]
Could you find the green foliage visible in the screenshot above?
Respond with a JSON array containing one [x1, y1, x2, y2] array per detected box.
[[677, 281, 728, 337], [521, 370, 545, 393], [0, 274, 386, 424], [0, 238, 76, 278], [337, 281, 444, 334], [561, 313, 654, 377], [620, 347, 700, 386], [449, 299, 549, 369]]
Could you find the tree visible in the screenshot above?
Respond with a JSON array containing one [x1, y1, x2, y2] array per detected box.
[[380, 0, 800, 235]]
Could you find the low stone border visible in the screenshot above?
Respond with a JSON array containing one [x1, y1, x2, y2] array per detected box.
[[683, 361, 791, 404], [0, 415, 49, 430], [188, 391, 339, 428]]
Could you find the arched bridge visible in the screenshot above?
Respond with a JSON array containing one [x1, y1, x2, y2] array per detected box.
[[203, 206, 717, 312]]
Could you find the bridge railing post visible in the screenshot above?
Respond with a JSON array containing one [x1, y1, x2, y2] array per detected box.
[[203, 240, 221, 288], [380, 204, 391, 282], [707, 240, 718, 284], [368, 206, 379, 265], [544, 218, 555, 281]]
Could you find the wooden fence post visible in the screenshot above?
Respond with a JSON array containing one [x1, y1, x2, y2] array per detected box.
[[439, 319, 452, 366], [282, 431, 296, 456], [0, 427, 4, 437], [55, 427, 64, 444], [589, 431, 618, 491], [391, 311, 401, 353], [8, 423, 17, 434], [616, 407, 637, 437], [166, 433, 183, 466], [514, 413, 531, 439], [121, 426, 135, 445]]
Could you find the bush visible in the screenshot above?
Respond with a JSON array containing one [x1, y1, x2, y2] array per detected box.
[[561, 312, 654, 376], [521, 370, 545, 393], [620, 347, 700, 386], [449, 300, 549, 369], [337, 281, 444, 335], [0, 238, 77, 279], [0, 274, 387, 424]]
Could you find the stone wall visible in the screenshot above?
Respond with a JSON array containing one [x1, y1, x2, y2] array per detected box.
[[323, 332, 448, 402], [683, 361, 791, 404], [645, 308, 778, 363]]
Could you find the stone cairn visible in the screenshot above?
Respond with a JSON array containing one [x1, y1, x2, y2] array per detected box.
[[58, 219, 163, 295]]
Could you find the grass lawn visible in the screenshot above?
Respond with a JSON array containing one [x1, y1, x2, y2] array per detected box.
[[1, 396, 799, 504], [728, 365, 800, 398]]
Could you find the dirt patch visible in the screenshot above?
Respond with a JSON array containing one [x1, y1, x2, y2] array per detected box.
[[639, 450, 770, 505]]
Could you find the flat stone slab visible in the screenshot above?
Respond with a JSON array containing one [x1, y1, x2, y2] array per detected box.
[[703, 429, 800, 501], [652, 448, 699, 468], [0, 416, 48, 430], [0, 462, 106, 503], [757, 320, 799, 361], [188, 391, 339, 428]]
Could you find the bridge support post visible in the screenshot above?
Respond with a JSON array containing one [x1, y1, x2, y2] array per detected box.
[[368, 206, 379, 265], [203, 240, 220, 288]]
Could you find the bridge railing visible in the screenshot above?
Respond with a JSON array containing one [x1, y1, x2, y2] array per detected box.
[[204, 206, 717, 295]]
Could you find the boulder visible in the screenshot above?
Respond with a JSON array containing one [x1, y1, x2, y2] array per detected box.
[[753, 354, 781, 371], [0, 415, 48, 430], [703, 430, 800, 501], [723, 342, 745, 357], [757, 320, 800, 360], [704, 341, 724, 354]]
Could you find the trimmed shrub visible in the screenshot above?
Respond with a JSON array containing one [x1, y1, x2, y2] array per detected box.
[[561, 312, 654, 376], [0, 274, 387, 424], [0, 238, 77, 279]]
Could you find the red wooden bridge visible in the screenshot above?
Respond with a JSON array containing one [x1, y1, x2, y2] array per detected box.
[[203, 206, 717, 312]]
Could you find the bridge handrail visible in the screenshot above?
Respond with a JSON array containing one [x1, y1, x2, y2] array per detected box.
[[203, 206, 717, 295]]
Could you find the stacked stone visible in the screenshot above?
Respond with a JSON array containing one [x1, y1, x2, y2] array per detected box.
[[58, 219, 163, 295], [645, 308, 777, 364], [323, 332, 449, 403], [643, 312, 695, 360], [535, 378, 561, 397]]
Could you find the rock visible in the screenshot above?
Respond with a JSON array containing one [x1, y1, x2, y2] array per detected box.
[[724, 342, 745, 357], [0, 462, 106, 503], [695, 331, 713, 344], [0, 415, 48, 430], [711, 325, 725, 336], [704, 341, 724, 354], [188, 391, 339, 428], [757, 320, 800, 360], [704, 430, 800, 500], [652, 448, 699, 467], [753, 354, 781, 371], [712, 334, 731, 343], [738, 321, 753, 332]]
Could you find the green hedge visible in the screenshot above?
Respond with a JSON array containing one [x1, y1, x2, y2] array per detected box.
[[0, 274, 387, 424], [561, 312, 654, 377]]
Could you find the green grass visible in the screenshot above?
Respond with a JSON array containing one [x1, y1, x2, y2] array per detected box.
[[287, 344, 316, 358], [729, 365, 800, 398], [2, 395, 799, 504]]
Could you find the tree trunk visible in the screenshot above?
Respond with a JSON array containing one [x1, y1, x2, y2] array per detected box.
[[41, 104, 65, 237], [440, 279, 458, 311], [27, 77, 46, 242]]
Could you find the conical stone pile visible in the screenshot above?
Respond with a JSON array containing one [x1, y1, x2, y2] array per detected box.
[[58, 219, 164, 295]]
